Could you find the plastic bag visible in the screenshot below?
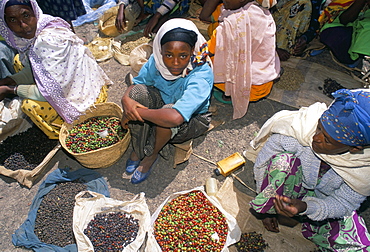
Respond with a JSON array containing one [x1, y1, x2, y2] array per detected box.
[[12, 167, 110, 252], [129, 43, 153, 73], [73, 191, 151, 251], [145, 186, 241, 252]]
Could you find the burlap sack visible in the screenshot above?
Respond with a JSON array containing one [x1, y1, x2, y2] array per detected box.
[[73, 191, 150, 252], [129, 43, 153, 74], [0, 144, 61, 188], [99, 3, 141, 37], [85, 37, 114, 62], [59, 102, 131, 169]]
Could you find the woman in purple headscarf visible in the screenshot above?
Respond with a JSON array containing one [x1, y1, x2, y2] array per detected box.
[[246, 89, 370, 251], [0, 0, 112, 139]]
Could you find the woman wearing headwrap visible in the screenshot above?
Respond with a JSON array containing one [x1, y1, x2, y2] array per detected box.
[[121, 18, 213, 184], [245, 89, 370, 251], [0, 0, 112, 139]]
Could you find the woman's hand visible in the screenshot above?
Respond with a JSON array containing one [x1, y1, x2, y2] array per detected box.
[[115, 4, 126, 33], [0, 85, 15, 101], [0, 77, 16, 86], [262, 216, 279, 232], [293, 36, 307, 56], [274, 195, 307, 217], [144, 12, 161, 37]]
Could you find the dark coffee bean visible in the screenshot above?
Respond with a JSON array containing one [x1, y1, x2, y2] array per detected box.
[[84, 212, 139, 252], [34, 181, 87, 247]]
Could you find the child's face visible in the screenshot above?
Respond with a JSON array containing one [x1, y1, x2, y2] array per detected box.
[[312, 120, 351, 154], [161, 41, 193, 76]]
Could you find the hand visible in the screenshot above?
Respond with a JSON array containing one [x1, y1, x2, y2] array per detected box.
[[262, 217, 279, 232], [274, 194, 307, 217], [0, 85, 15, 101], [120, 114, 130, 129], [0, 77, 16, 86], [121, 94, 147, 122], [115, 4, 126, 33], [293, 36, 307, 56], [276, 48, 290, 61], [144, 12, 161, 37]]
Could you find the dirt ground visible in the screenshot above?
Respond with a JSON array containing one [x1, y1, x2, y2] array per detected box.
[[1, 20, 370, 252]]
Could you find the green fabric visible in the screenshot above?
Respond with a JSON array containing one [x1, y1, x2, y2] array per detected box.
[[321, 9, 370, 60]]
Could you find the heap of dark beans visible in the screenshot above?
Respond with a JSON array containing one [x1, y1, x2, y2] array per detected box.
[[84, 212, 139, 251], [0, 126, 58, 169], [154, 190, 228, 251], [319, 78, 347, 99], [34, 181, 87, 247], [235, 232, 268, 252], [65, 116, 127, 153], [4, 153, 37, 171]]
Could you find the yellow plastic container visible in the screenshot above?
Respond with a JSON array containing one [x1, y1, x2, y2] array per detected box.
[[214, 152, 245, 176]]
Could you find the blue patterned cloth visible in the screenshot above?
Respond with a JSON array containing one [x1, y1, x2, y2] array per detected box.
[[320, 89, 370, 146], [36, 0, 86, 21]]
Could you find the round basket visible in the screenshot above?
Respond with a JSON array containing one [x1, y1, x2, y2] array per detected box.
[[59, 102, 131, 169]]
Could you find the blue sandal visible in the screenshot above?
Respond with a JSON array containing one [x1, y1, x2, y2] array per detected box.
[[131, 157, 159, 184], [125, 159, 140, 174]]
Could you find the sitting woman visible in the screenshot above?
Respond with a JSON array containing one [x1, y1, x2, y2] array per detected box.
[[0, 0, 112, 139], [247, 89, 370, 251], [199, 0, 280, 119], [271, 0, 323, 61], [319, 0, 370, 67], [121, 18, 213, 184]]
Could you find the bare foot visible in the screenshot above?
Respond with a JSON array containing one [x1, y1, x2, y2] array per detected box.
[[137, 154, 158, 173]]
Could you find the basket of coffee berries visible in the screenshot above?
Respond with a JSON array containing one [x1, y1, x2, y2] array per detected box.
[[59, 102, 130, 168]]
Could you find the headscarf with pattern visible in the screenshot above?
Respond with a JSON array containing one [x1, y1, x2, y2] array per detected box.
[[320, 89, 370, 146]]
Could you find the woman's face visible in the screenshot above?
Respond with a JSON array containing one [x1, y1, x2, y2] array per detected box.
[[4, 5, 37, 39], [312, 120, 351, 154], [161, 41, 193, 76]]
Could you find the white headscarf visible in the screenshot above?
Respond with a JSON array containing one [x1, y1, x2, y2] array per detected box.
[[0, 0, 112, 123], [152, 18, 209, 81]]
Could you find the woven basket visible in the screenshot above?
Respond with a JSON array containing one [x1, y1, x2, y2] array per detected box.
[[59, 103, 131, 168]]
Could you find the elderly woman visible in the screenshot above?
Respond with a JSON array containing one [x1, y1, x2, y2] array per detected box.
[[0, 0, 112, 139], [121, 18, 213, 184], [247, 89, 370, 251]]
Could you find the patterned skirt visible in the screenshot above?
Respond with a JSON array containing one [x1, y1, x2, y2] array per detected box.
[[250, 152, 370, 251], [36, 0, 86, 21]]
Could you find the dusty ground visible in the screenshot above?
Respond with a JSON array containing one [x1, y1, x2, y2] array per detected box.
[[1, 21, 369, 252]]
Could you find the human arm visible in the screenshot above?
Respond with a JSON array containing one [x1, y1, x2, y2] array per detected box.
[[254, 134, 321, 192], [0, 85, 16, 101], [339, 0, 367, 25], [115, 2, 127, 32], [144, 12, 162, 37], [199, 0, 222, 23]]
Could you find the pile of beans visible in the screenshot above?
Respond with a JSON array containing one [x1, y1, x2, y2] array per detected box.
[[154, 190, 228, 251], [65, 116, 126, 153], [84, 212, 139, 251], [0, 126, 57, 167], [235, 232, 268, 252], [4, 153, 37, 171], [34, 181, 87, 247]]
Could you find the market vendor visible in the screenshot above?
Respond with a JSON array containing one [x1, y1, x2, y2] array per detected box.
[[247, 88, 370, 251], [0, 0, 112, 139], [121, 18, 213, 184]]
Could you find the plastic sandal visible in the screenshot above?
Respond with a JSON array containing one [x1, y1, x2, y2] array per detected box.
[[213, 88, 232, 104], [125, 158, 140, 174], [131, 157, 159, 184]]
